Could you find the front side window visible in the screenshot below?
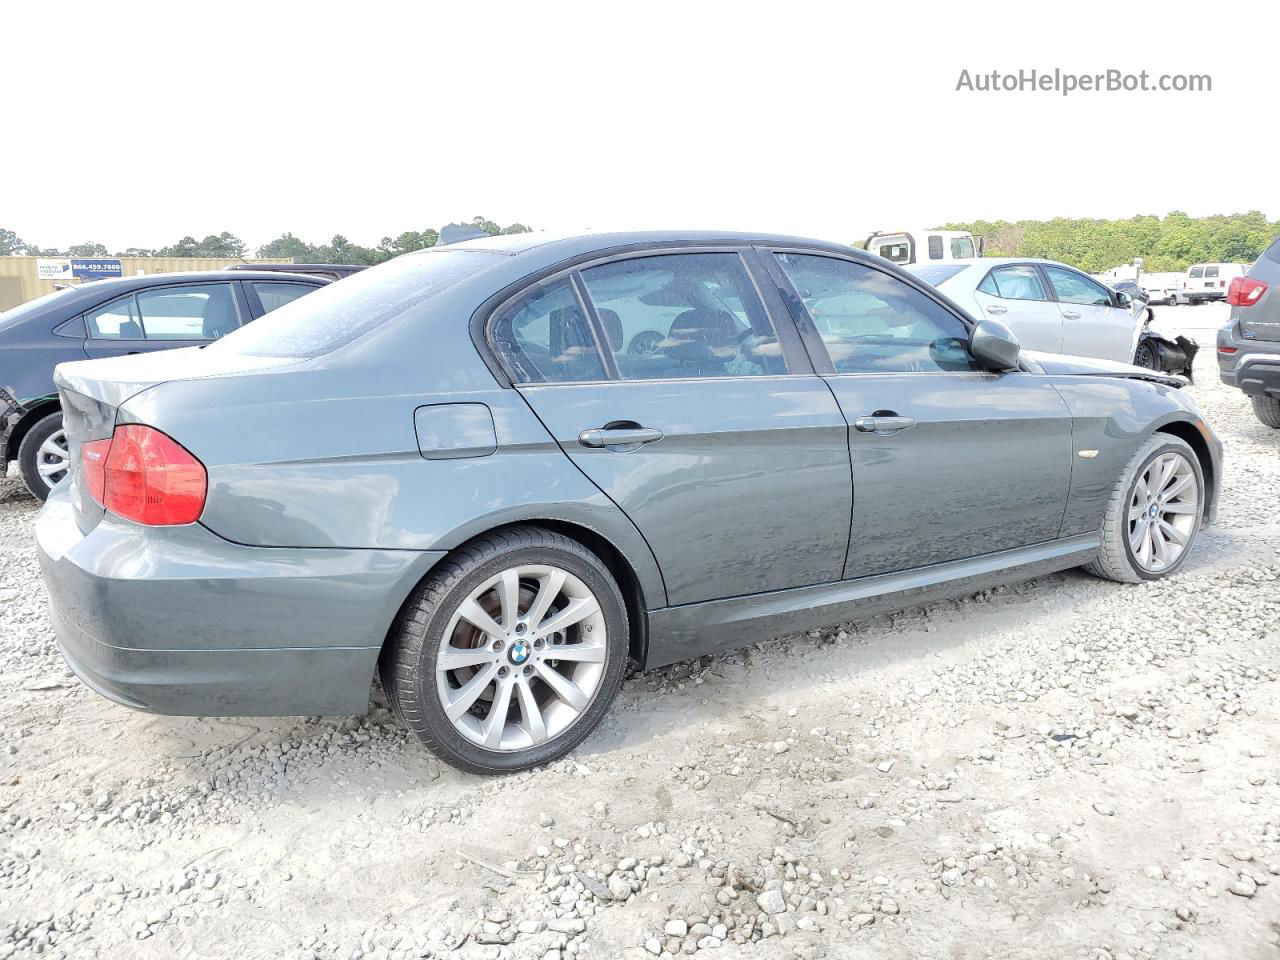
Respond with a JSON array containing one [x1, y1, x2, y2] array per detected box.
[[774, 253, 977, 374], [579, 253, 786, 380], [985, 264, 1048, 301], [85, 296, 142, 340], [252, 281, 317, 314], [951, 236, 976, 258], [927, 236, 944, 260], [491, 278, 606, 383], [137, 283, 240, 340], [1042, 266, 1112, 307]]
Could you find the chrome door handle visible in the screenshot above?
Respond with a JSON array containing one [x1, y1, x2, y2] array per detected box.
[[853, 416, 916, 434], [1062, 310, 1081, 319], [578, 426, 664, 448], [985, 305, 1008, 315]]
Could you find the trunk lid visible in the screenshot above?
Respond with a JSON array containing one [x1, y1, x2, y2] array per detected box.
[[54, 347, 297, 532]]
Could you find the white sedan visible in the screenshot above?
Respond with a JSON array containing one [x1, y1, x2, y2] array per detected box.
[[907, 258, 1144, 364]]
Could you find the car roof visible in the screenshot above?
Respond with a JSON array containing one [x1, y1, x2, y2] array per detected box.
[[427, 229, 860, 259]]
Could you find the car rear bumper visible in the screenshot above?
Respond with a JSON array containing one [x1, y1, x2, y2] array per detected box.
[[1185, 290, 1225, 301], [1217, 326, 1280, 397], [35, 487, 444, 716]]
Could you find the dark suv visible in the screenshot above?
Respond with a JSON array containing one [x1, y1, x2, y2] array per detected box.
[[1, 271, 327, 499], [1217, 235, 1280, 428]]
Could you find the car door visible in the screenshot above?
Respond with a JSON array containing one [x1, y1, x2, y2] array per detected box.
[[489, 249, 853, 606], [971, 263, 1064, 353], [1043, 265, 1137, 362], [766, 251, 1074, 580], [81, 282, 247, 358]]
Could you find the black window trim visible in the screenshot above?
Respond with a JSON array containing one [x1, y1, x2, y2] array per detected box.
[[759, 245, 995, 377], [475, 244, 814, 387]]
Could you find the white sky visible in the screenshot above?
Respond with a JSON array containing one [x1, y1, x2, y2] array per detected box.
[[2, 0, 1273, 253]]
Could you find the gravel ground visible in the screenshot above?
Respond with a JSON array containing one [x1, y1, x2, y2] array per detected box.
[[1, 304, 1277, 960]]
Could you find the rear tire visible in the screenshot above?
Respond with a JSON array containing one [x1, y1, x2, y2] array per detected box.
[[1251, 396, 1280, 429], [16, 411, 67, 502], [1086, 434, 1204, 583], [380, 526, 628, 774]]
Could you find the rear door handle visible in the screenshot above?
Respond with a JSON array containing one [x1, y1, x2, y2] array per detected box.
[[578, 426, 664, 448], [985, 305, 1008, 315], [853, 416, 916, 434], [1062, 310, 1081, 319]]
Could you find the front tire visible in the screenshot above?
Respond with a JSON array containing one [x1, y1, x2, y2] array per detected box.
[[1086, 434, 1204, 583], [381, 526, 629, 774], [1133, 340, 1157, 370], [16, 411, 68, 502], [1251, 396, 1280, 429]]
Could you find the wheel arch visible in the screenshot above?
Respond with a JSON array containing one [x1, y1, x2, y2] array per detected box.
[[382, 518, 654, 670], [5, 398, 61, 462], [1154, 419, 1216, 522]]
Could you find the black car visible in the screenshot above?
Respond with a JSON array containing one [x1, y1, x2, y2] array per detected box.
[[225, 263, 366, 281], [0, 270, 328, 500]]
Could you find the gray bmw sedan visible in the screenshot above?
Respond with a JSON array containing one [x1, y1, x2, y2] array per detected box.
[[36, 231, 1222, 773]]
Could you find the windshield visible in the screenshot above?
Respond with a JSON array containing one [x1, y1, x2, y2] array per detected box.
[[0, 286, 80, 334], [207, 251, 492, 358], [907, 264, 967, 287]]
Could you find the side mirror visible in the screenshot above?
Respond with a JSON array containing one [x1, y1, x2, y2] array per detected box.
[[1115, 291, 1132, 308], [970, 318, 1021, 371]]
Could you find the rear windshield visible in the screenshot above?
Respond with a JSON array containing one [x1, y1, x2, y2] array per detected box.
[[907, 264, 967, 287], [206, 251, 491, 358], [0, 285, 80, 333]]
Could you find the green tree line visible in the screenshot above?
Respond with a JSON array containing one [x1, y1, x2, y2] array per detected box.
[[940, 211, 1278, 273], [0, 216, 532, 265]]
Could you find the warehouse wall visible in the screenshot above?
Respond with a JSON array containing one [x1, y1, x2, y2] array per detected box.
[[0, 257, 292, 310]]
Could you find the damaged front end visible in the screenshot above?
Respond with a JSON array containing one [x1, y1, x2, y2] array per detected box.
[[1135, 317, 1199, 380]]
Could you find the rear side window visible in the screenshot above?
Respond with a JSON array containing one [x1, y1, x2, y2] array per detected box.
[[86, 296, 143, 340], [927, 236, 944, 260], [774, 253, 977, 374], [579, 253, 786, 381], [209, 251, 488, 358], [491, 278, 606, 383], [1265, 236, 1280, 265], [251, 281, 317, 314], [1189, 266, 1204, 278], [137, 284, 239, 340], [986, 265, 1048, 301]]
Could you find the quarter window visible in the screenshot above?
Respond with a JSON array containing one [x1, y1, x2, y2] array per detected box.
[[579, 253, 786, 380], [1042, 266, 1112, 307], [985, 265, 1048, 301], [491, 278, 606, 384], [774, 254, 977, 374], [85, 296, 142, 340], [251, 281, 316, 314], [137, 284, 240, 340]]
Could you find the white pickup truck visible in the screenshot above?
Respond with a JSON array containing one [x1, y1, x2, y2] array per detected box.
[[865, 228, 982, 265]]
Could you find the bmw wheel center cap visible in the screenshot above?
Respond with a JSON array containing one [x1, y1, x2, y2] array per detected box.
[[509, 640, 531, 665]]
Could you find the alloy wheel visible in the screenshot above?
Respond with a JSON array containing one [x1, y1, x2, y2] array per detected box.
[[435, 564, 607, 752], [36, 429, 69, 490], [1128, 452, 1198, 572]]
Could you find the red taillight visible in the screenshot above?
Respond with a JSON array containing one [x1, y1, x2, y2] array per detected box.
[[1227, 276, 1268, 307], [1219, 345, 1238, 354], [81, 438, 111, 506], [81, 425, 207, 525]]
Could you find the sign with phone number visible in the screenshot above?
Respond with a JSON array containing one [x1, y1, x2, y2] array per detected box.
[[71, 258, 123, 279]]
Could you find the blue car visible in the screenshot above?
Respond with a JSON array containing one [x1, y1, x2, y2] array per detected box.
[[1, 270, 327, 499]]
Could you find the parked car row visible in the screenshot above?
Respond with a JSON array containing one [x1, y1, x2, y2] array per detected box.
[[32, 229, 1221, 774]]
